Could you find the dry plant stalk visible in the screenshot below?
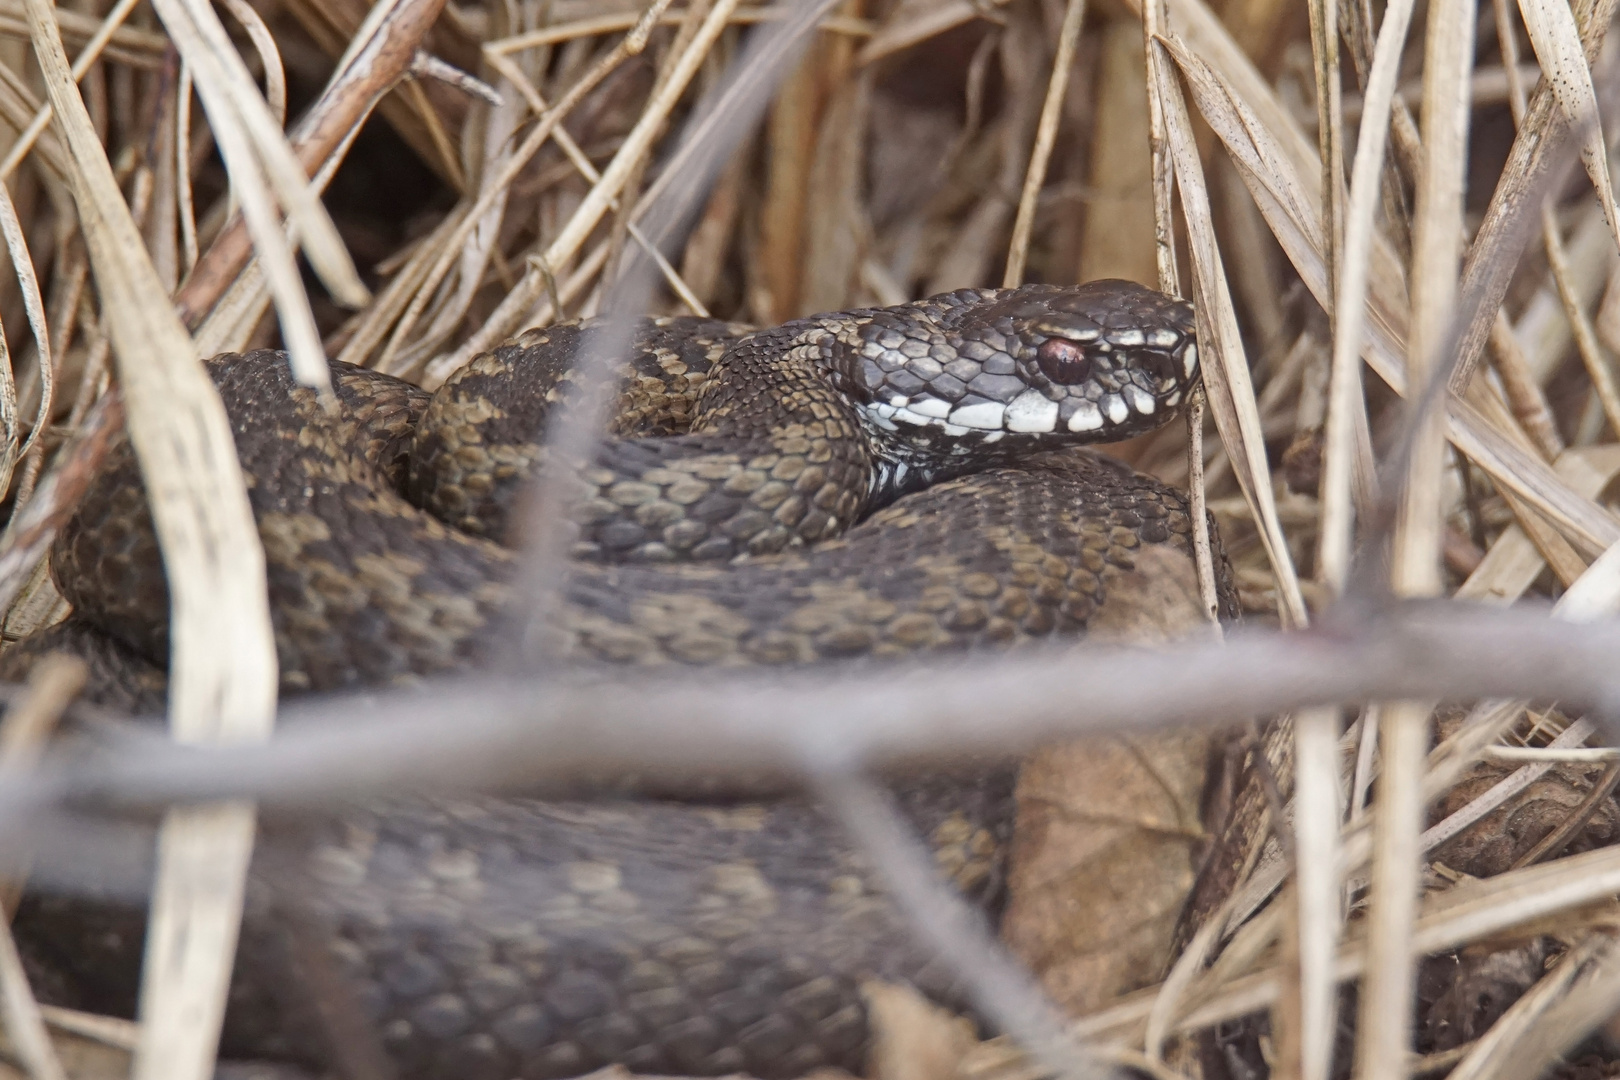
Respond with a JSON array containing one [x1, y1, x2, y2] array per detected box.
[[16, 5, 279, 1080]]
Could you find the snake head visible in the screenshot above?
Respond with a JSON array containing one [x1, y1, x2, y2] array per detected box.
[[853, 279, 1199, 446]]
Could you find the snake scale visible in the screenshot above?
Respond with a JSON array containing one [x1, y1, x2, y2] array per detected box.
[[8, 280, 1233, 1080]]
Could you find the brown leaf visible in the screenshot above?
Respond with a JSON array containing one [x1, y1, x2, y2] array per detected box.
[[1001, 545, 1218, 1014], [1431, 754, 1620, 878]]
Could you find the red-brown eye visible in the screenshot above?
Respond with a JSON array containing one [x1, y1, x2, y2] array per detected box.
[[1037, 338, 1093, 385]]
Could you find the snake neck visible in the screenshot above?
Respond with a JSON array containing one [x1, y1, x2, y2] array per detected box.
[[860, 420, 1050, 506]]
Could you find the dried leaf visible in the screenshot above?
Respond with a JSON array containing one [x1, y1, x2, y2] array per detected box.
[[1003, 547, 1217, 1014]]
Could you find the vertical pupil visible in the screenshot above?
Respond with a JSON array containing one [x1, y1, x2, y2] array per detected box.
[[1037, 338, 1092, 385]]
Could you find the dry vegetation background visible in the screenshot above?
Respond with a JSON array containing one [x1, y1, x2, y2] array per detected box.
[[1, 0, 1620, 1076]]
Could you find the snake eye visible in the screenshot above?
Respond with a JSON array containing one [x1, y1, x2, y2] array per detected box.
[[1037, 337, 1093, 385]]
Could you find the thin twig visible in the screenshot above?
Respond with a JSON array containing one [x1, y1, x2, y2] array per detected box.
[[506, 0, 847, 667], [6, 603, 1620, 820], [1002, 0, 1085, 287], [816, 771, 1118, 1080]]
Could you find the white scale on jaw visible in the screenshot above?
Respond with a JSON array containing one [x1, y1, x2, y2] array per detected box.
[[1067, 400, 1103, 432], [876, 396, 950, 427], [947, 401, 1005, 430], [1006, 389, 1059, 433]]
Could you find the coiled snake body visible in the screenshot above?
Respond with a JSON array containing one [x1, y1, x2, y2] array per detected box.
[[11, 281, 1230, 1079]]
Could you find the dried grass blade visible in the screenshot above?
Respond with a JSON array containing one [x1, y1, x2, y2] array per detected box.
[[173, 0, 443, 328], [1492, 3, 1620, 438], [1515, 0, 1620, 257], [1189, 843, 1620, 1037], [1486, 314, 1563, 458], [799, 73, 868, 314], [1296, 50, 1360, 1016], [375, 0, 682, 371], [1075, 835, 1620, 1046], [149, 0, 346, 390], [1458, 446, 1620, 601], [1306, 0, 1344, 262], [0, 0, 142, 184], [1545, 209, 1620, 434], [1425, 563, 1620, 806], [176, 62, 197, 277], [1320, 0, 1417, 587], [1145, 882, 1236, 1056], [486, 6, 873, 55], [20, 3, 278, 1080], [1447, 396, 1620, 553], [432, 82, 521, 349], [857, 0, 1005, 65], [0, 311, 16, 509], [1292, 706, 1343, 1080], [1355, 0, 1476, 1071], [1135, 0, 1418, 371], [393, 71, 707, 376], [339, 205, 466, 369], [191, 114, 377, 355], [1154, 37, 1307, 626], [148, 0, 363, 309], [217, 0, 284, 127], [0, 919, 63, 1080], [422, 241, 610, 387], [1160, 34, 1620, 562], [192, 85, 380, 357], [1157, 37, 1403, 371], [1416, 537, 1620, 855], [1159, 35, 1373, 383], [1143, 0, 1178, 289], [1420, 718, 1596, 854], [1451, 0, 1619, 386], [0, 184, 52, 504], [1003, 0, 1085, 287], [38, 1006, 139, 1050]]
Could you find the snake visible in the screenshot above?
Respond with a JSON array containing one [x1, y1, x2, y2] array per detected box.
[[7, 280, 1232, 1080]]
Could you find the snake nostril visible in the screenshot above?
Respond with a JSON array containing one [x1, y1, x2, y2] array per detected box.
[[1036, 338, 1093, 385], [1139, 350, 1181, 385]]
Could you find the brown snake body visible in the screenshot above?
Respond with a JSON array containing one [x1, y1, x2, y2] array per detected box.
[[8, 281, 1235, 1078]]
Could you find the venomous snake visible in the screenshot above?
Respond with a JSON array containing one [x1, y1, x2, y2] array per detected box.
[[8, 280, 1233, 1079]]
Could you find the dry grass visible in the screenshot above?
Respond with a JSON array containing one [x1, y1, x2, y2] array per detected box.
[[0, 0, 1618, 1076]]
